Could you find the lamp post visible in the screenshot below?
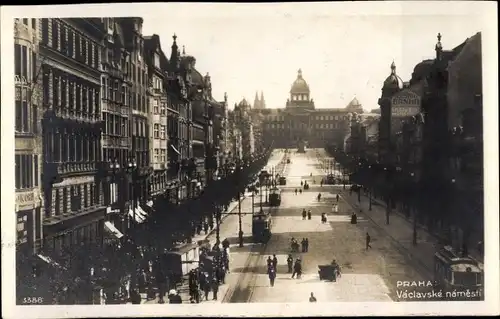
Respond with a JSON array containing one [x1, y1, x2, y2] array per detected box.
[[357, 162, 362, 203], [384, 166, 391, 225], [368, 165, 372, 211], [411, 172, 417, 245], [127, 157, 138, 230], [237, 163, 244, 247]]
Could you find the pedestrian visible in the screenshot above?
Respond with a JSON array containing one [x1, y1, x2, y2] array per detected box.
[[292, 258, 302, 279], [267, 256, 273, 268], [317, 193, 321, 201], [309, 292, 317, 302], [203, 277, 210, 301], [295, 188, 298, 195], [222, 238, 230, 250], [287, 254, 293, 273], [129, 288, 142, 304], [302, 209, 307, 220], [301, 238, 306, 253], [301, 180, 303, 186], [268, 265, 276, 287], [366, 232, 372, 250], [211, 277, 219, 300], [307, 210, 312, 220], [336, 194, 339, 202], [196, 224, 202, 235], [299, 189, 302, 194], [305, 238, 309, 252], [272, 254, 278, 270], [203, 222, 209, 234]]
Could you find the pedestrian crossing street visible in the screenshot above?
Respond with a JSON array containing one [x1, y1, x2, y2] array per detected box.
[[247, 273, 392, 302]]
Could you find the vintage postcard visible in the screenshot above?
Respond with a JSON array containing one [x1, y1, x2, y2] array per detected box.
[[1, 2, 498, 318]]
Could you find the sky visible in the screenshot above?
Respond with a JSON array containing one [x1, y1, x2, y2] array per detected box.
[[137, 3, 488, 112]]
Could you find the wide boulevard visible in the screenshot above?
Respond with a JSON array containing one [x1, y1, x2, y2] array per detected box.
[[222, 148, 434, 303]]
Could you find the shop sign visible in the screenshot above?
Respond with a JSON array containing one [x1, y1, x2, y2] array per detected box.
[[391, 89, 421, 117]]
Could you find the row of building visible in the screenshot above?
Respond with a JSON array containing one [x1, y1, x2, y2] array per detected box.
[[341, 32, 482, 253], [14, 18, 260, 270]]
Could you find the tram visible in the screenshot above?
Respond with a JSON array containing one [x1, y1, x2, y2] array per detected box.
[[325, 174, 336, 185], [433, 246, 484, 300], [252, 212, 272, 243], [278, 176, 287, 185], [268, 187, 282, 206]]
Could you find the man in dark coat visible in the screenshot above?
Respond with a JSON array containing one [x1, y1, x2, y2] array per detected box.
[[266, 256, 273, 268], [211, 277, 219, 300], [287, 254, 294, 273], [272, 254, 278, 269], [305, 238, 309, 252], [268, 266, 276, 287], [130, 289, 142, 304], [301, 238, 307, 253], [292, 258, 302, 279]]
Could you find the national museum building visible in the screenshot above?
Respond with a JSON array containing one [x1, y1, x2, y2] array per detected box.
[[253, 69, 363, 149]]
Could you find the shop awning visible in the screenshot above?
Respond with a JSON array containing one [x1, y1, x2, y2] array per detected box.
[[128, 208, 146, 223], [137, 205, 148, 219], [170, 144, 181, 155], [104, 221, 124, 239], [37, 254, 64, 269]]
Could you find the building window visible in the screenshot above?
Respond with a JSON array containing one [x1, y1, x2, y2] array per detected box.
[[15, 154, 34, 190], [160, 101, 166, 115], [154, 124, 159, 138], [153, 99, 159, 114], [160, 125, 166, 139], [160, 149, 166, 163], [154, 148, 159, 163]]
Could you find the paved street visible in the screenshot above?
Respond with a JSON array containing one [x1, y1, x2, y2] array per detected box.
[[140, 150, 284, 304], [225, 148, 435, 303]]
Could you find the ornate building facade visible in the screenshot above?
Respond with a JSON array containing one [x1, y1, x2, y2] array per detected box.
[[39, 18, 106, 259], [254, 69, 362, 150], [14, 18, 43, 264], [144, 34, 169, 198]]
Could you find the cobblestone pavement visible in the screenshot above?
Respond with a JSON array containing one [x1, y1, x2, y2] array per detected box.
[[227, 148, 436, 303]]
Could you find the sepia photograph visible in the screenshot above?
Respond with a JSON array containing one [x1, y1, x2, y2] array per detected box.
[[1, 2, 498, 318]]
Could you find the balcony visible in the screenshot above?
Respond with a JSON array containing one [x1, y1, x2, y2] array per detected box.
[[102, 135, 131, 149], [48, 161, 97, 177], [102, 102, 129, 116]]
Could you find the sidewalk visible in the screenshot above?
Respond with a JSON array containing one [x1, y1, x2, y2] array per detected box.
[[340, 189, 483, 280], [340, 189, 437, 278], [140, 194, 250, 304]]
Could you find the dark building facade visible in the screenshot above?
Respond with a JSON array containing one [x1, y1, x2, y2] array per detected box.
[[39, 18, 106, 260], [14, 18, 44, 274]]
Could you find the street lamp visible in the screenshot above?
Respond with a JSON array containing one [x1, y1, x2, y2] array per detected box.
[[368, 165, 372, 211], [127, 157, 138, 230], [357, 162, 362, 203], [237, 163, 244, 247], [384, 167, 390, 225], [410, 172, 417, 245]]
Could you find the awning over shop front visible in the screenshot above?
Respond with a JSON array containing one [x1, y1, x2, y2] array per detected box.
[[128, 207, 146, 224], [37, 254, 64, 269], [170, 144, 181, 155], [104, 221, 124, 239]]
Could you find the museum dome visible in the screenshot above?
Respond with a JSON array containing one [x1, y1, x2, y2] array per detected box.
[[290, 69, 310, 94], [383, 61, 404, 90]]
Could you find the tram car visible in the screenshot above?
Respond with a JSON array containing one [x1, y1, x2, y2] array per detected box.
[[433, 246, 484, 300], [268, 187, 282, 206], [252, 212, 272, 243], [325, 174, 336, 185], [279, 176, 287, 185]]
